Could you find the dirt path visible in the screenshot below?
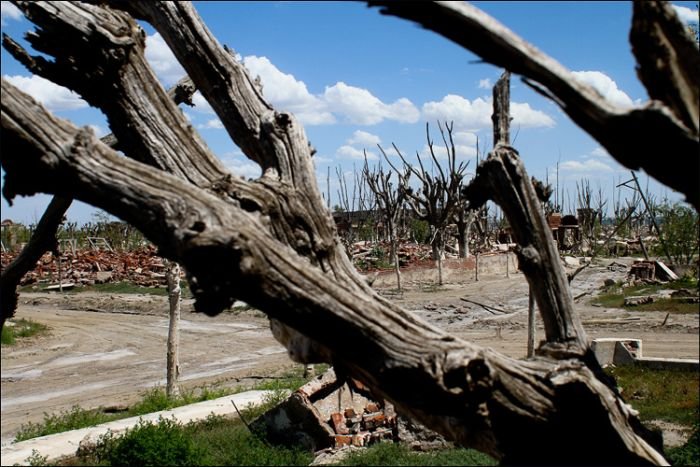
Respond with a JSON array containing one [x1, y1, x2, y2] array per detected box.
[[1, 259, 698, 444], [1, 300, 293, 444]]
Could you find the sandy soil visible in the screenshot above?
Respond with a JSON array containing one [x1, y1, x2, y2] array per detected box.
[[1, 258, 698, 445]]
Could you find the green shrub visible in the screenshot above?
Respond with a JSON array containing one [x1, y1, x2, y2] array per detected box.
[[1, 318, 49, 346], [100, 417, 205, 467], [666, 419, 699, 466], [338, 442, 496, 466], [16, 406, 115, 441], [1, 325, 15, 345]]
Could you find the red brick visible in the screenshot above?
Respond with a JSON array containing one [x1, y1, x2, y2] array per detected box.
[[330, 412, 349, 434], [335, 434, 352, 447], [344, 407, 356, 418], [365, 402, 380, 413], [352, 432, 370, 447], [362, 412, 386, 430]]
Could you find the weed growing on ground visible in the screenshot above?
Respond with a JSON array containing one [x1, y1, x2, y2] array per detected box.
[[14, 384, 238, 441], [14, 365, 321, 442], [606, 366, 699, 425], [592, 277, 699, 313], [15, 406, 116, 441], [1, 318, 49, 346], [24, 449, 49, 466], [666, 418, 699, 466], [336, 441, 496, 466]]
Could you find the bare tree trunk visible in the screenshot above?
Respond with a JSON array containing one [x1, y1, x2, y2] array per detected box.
[[527, 286, 536, 358], [392, 239, 402, 292], [474, 252, 479, 282], [166, 261, 181, 398]]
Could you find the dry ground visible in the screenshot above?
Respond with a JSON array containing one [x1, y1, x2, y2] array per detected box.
[[1, 258, 698, 445]]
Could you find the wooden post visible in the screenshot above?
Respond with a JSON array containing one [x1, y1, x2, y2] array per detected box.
[[527, 286, 536, 358], [166, 261, 181, 398]]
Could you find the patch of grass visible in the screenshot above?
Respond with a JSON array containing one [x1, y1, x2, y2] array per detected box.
[[1, 318, 49, 346], [592, 277, 699, 313], [15, 406, 117, 441], [606, 366, 699, 425], [337, 442, 496, 466], [14, 384, 238, 441], [15, 364, 326, 442], [71, 402, 313, 466], [253, 368, 309, 393], [666, 420, 699, 466]]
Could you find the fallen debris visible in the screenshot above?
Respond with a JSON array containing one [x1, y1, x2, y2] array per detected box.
[[624, 295, 655, 306], [250, 368, 399, 452], [1, 246, 171, 288]]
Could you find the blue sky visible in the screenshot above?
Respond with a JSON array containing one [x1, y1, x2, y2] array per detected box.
[[1, 1, 698, 225]]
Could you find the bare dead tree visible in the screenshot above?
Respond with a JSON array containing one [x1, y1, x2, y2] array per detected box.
[[384, 122, 467, 285], [2, 1, 692, 463], [363, 155, 410, 290]]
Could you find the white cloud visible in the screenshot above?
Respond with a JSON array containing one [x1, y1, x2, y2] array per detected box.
[[560, 159, 613, 173], [420, 143, 476, 160], [241, 56, 419, 126], [220, 152, 262, 179], [88, 124, 108, 138], [337, 145, 377, 160], [191, 91, 215, 114], [453, 131, 478, 146], [196, 118, 224, 130], [422, 95, 491, 129], [672, 5, 699, 24], [4, 74, 87, 111], [312, 155, 333, 165], [589, 146, 609, 158], [478, 78, 492, 89], [347, 130, 381, 146], [1, 1, 22, 26], [422, 94, 554, 130], [144, 32, 185, 87], [571, 71, 637, 108], [243, 55, 335, 125], [323, 82, 420, 125], [511, 102, 556, 128]]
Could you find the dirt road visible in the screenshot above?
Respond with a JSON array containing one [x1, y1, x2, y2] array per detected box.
[[2, 259, 698, 444]]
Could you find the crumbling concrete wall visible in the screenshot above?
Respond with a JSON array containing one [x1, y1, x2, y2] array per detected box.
[[373, 251, 518, 286]]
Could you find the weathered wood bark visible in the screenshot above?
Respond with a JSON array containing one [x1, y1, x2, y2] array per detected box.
[[166, 261, 181, 398], [527, 286, 536, 358], [0, 196, 70, 327], [0, 56, 196, 328], [370, 1, 700, 211], [0, 2, 671, 464]]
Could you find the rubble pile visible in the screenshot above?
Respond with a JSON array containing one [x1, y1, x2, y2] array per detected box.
[[329, 402, 397, 448], [0, 246, 168, 287]]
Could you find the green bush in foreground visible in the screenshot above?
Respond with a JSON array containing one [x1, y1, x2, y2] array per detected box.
[[337, 441, 496, 466], [666, 419, 700, 466], [87, 417, 205, 467]]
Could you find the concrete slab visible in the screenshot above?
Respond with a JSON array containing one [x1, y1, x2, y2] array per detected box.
[[1, 390, 277, 466]]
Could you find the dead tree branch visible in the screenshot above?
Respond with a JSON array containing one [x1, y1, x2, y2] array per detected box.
[[369, 1, 699, 210]]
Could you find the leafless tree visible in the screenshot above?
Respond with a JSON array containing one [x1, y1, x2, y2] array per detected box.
[[2, 1, 696, 463], [362, 156, 410, 290], [383, 122, 468, 285]]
